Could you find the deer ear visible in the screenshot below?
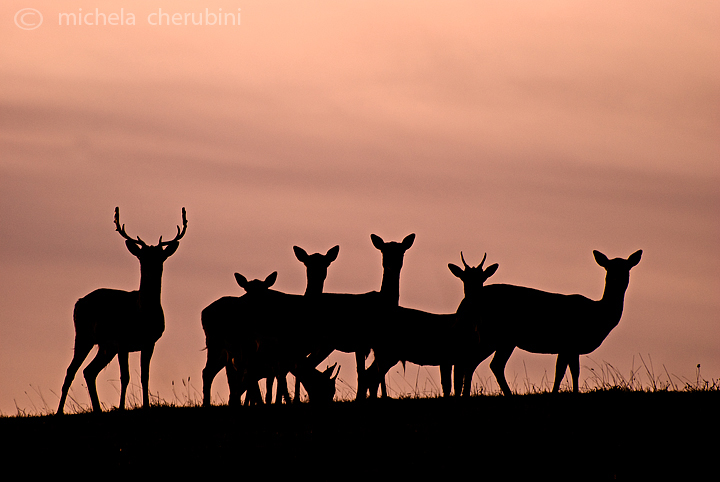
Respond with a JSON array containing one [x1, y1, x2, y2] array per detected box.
[[593, 250, 610, 268], [370, 234, 384, 250], [448, 263, 464, 279], [264, 271, 278, 287], [485, 263, 499, 279], [326, 245, 340, 263], [125, 239, 143, 257], [628, 250, 642, 267], [234, 273, 249, 290], [402, 233, 416, 249], [293, 246, 308, 263]]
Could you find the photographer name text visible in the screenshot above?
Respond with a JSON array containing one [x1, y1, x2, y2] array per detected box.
[[56, 8, 242, 27]]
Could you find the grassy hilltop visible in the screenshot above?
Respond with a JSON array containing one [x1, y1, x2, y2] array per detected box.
[[2, 390, 718, 479]]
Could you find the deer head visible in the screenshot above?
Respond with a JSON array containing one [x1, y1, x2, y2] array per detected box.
[[293, 245, 340, 296], [234, 272, 278, 294], [593, 249, 642, 300], [448, 252, 499, 297], [371, 233, 415, 272], [594, 250, 642, 278], [114, 206, 187, 265], [315, 362, 339, 403], [293, 245, 339, 268]]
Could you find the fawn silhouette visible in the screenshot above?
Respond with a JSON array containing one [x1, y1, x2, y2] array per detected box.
[[366, 253, 498, 398], [457, 250, 642, 395], [57, 207, 187, 414], [264, 245, 339, 404]]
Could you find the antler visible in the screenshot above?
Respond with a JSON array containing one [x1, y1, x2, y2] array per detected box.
[[158, 207, 187, 246], [460, 251, 487, 269], [114, 207, 187, 247], [114, 207, 147, 247]]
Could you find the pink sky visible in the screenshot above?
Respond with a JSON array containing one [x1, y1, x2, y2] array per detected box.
[[1, 0, 718, 413]]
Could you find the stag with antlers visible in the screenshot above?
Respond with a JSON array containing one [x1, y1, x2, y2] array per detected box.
[[57, 207, 187, 414]]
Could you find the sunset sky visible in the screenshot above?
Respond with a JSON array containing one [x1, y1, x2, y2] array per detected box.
[[1, 0, 718, 414]]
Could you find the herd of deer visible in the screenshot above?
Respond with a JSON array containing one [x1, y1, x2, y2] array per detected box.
[[56, 207, 642, 414]]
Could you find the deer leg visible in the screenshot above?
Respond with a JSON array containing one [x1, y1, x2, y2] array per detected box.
[[455, 361, 478, 398], [226, 362, 244, 406], [489, 346, 515, 396], [246, 380, 263, 405], [238, 362, 263, 406], [140, 345, 155, 409], [293, 374, 303, 404], [277, 373, 291, 404], [369, 353, 398, 399], [440, 364, 452, 397], [265, 377, 275, 404], [553, 354, 570, 393], [365, 349, 390, 399], [463, 349, 494, 397], [57, 339, 94, 415], [460, 363, 479, 397], [466, 343, 500, 397], [452, 364, 464, 397], [569, 355, 580, 393], [226, 356, 248, 407], [355, 351, 367, 401], [201, 347, 225, 407], [365, 359, 380, 399], [83, 346, 117, 412], [118, 351, 130, 410]]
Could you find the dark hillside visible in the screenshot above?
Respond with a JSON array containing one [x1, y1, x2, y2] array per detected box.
[[2, 391, 717, 479]]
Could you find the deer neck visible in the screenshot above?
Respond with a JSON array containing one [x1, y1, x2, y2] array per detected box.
[[379, 266, 401, 305], [598, 274, 629, 325], [304, 277, 325, 297], [138, 265, 164, 309]]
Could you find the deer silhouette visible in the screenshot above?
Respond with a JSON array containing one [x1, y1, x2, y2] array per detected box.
[[202, 270, 340, 406], [201, 271, 277, 407], [287, 362, 338, 404], [447, 252, 499, 396], [57, 207, 187, 414], [456, 250, 642, 396], [242, 336, 340, 405], [202, 244, 339, 407], [264, 245, 339, 404], [315, 233, 415, 400], [366, 253, 498, 398], [201, 234, 414, 405]]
